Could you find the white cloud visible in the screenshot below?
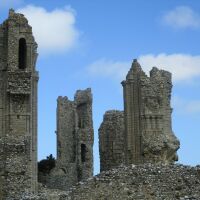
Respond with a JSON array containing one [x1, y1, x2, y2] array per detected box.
[[163, 6, 200, 29], [138, 54, 200, 82], [172, 96, 200, 114], [17, 5, 79, 54], [87, 54, 200, 83]]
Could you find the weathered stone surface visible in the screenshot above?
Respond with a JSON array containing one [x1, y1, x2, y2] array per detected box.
[[122, 59, 180, 164], [38, 88, 94, 191], [0, 9, 39, 199], [99, 110, 124, 172], [21, 164, 200, 200], [7, 72, 32, 94]]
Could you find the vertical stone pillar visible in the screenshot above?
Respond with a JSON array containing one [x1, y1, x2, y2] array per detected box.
[[75, 88, 94, 181], [122, 59, 145, 164]]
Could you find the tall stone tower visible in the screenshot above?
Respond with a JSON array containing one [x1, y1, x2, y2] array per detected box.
[[74, 89, 94, 181], [44, 88, 94, 190], [122, 59, 179, 165], [0, 10, 38, 198]]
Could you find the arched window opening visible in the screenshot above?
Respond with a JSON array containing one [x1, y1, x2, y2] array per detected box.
[[81, 144, 86, 162], [18, 38, 27, 69]]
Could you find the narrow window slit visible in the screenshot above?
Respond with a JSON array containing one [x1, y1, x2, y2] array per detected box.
[[18, 38, 27, 69]]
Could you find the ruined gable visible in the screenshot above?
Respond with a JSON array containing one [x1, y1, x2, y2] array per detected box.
[[122, 59, 180, 164], [99, 60, 180, 171]]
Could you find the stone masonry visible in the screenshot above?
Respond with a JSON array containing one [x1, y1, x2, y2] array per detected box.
[[122, 59, 180, 164], [99, 110, 124, 172], [0, 9, 39, 199], [99, 60, 180, 171], [38, 88, 94, 191]]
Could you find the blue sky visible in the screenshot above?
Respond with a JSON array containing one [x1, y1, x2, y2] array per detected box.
[[0, 0, 199, 174]]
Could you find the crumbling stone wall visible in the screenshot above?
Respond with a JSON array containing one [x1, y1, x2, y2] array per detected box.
[[99, 110, 124, 172], [99, 60, 179, 170], [75, 89, 94, 180], [38, 88, 94, 191], [0, 9, 39, 199], [121, 59, 180, 164]]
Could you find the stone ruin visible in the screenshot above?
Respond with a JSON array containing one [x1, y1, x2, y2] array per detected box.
[[99, 59, 180, 171], [0, 9, 38, 199], [122, 60, 180, 164], [0, 9, 189, 200], [0, 10, 94, 199], [55, 88, 94, 186], [38, 88, 94, 191], [99, 110, 124, 172]]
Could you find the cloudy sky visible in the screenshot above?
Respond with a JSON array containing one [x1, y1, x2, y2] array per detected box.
[[0, 0, 199, 174]]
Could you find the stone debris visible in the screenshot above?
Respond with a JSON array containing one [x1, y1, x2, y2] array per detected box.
[[21, 164, 200, 200]]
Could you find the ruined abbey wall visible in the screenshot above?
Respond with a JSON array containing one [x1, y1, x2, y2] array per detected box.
[[99, 60, 180, 171], [39, 88, 94, 191], [0, 10, 38, 199], [122, 60, 179, 164], [99, 110, 124, 172]]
